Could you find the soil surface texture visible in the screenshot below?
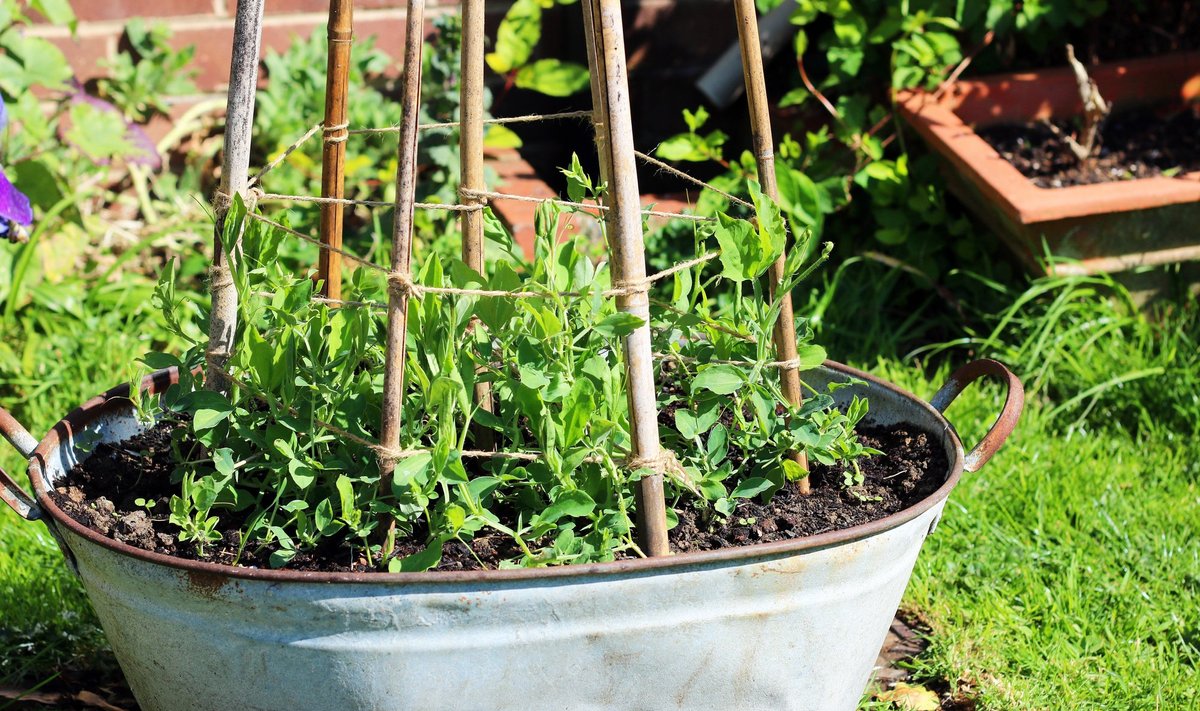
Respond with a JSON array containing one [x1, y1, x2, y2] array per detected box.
[[53, 419, 947, 572], [668, 423, 947, 553], [977, 106, 1200, 188]]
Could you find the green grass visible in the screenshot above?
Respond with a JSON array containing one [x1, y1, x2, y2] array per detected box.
[[873, 362, 1200, 710], [1, 252, 1198, 709], [0, 259, 203, 688]]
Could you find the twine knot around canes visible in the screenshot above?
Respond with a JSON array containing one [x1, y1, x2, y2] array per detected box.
[[387, 272, 421, 299], [626, 448, 700, 495], [323, 121, 350, 145], [211, 187, 265, 214]]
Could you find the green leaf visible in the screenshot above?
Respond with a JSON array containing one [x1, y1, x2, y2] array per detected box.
[[518, 363, 550, 389], [476, 260, 520, 331], [793, 344, 827, 370], [714, 213, 756, 282], [683, 106, 709, 132], [483, 209, 515, 250], [288, 459, 316, 490], [189, 391, 233, 431], [484, 124, 523, 149], [30, 0, 76, 28], [776, 166, 824, 231], [269, 549, 297, 568], [655, 133, 708, 162], [514, 59, 590, 97], [781, 459, 808, 482], [561, 152, 593, 203], [485, 0, 540, 73], [389, 538, 445, 572], [0, 34, 71, 91], [593, 312, 644, 338], [445, 504, 467, 532], [692, 365, 744, 396], [12, 159, 65, 212], [392, 452, 433, 488], [314, 499, 336, 533], [675, 409, 700, 439], [65, 102, 133, 160], [335, 475, 356, 520], [141, 352, 182, 371], [560, 378, 596, 448], [748, 180, 786, 258], [535, 489, 596, 526], [778, 87, 810, 108], [212, 448, 235, 477], [730, 477, 773, 499]]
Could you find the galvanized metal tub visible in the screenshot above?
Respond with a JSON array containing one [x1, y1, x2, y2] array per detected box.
[[0, 360, 1022, 711]]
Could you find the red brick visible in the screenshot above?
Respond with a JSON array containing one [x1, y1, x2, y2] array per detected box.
[[222, 0, 409, 14], [32, 1, 218, 23], [161, 9, 426, 90], [38, 31, 119, 84]]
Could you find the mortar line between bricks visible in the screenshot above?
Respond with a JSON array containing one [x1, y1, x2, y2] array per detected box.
[[25, 7, 453, 39]]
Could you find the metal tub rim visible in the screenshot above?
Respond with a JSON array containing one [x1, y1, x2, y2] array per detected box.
[[23, 360, 992, 587]]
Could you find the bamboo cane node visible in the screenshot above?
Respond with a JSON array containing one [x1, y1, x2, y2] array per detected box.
[[208, 265, 235, 290]]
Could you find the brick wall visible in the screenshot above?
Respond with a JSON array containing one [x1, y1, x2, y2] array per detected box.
[[27, 1, 457, 92], [26, 1, 730, 94]]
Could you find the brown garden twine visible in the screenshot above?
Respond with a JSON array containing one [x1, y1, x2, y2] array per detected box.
[[239, 110, 739, 225], [348, 110, 596, 135], [322, 121, 350, 145], [626, 449, 699, 494]]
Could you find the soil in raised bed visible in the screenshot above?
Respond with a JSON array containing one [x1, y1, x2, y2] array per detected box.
[[976, 106, 1200, 188], [51, 417, 947, 572]]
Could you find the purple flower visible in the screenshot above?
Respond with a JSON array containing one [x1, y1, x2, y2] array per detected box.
[[0, 168, 33, 243], [0, 96, 32, 243]]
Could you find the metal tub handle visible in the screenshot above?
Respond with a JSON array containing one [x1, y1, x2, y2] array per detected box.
[[0, 408, 41, 520], [931, 359, 1025, 472]]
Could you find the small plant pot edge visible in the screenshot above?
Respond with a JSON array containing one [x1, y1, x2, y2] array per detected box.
[[898, 51, 1200, 276]]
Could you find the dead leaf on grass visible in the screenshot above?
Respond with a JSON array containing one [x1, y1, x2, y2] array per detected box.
[[877, 681, 941, 710], [75, 690, 129, 711]]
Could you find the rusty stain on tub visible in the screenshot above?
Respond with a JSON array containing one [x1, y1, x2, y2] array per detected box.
[[187, 569, 231, 598]]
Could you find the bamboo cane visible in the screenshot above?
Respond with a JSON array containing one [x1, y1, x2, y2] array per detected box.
[[208, 0, 265, 396], [378, 0, 426, 550], [318, 0, 353, 300], [733, 0, 811, 492], [584, 0, 670, 557], [460, 0, 495, 449]]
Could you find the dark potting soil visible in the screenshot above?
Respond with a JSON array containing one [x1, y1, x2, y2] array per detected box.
[[53, 418, 947, 572], [667, 424, 946, 553], [976, 106, 1200, 188]]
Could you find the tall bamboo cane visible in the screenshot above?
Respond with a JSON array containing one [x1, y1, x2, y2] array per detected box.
[[734, 0, 811, 492], [208, 0, 265, 396]]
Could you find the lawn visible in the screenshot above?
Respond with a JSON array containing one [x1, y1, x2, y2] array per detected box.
[[2, 254, 1197, 709]]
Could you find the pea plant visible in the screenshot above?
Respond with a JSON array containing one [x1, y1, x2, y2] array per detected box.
[[146, 174, 870, 571]]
